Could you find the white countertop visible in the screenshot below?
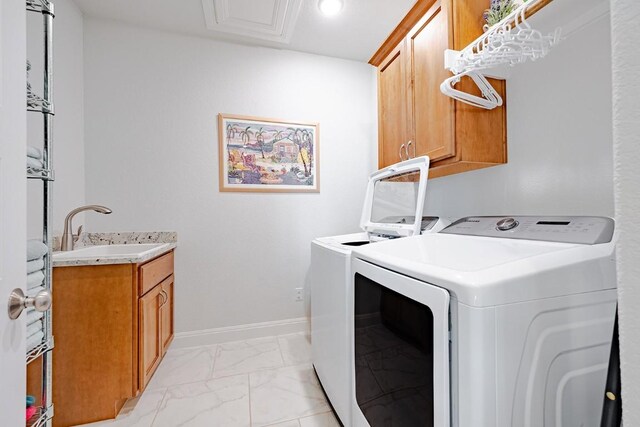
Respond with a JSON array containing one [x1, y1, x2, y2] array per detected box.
[[52, 242, 176, 267]]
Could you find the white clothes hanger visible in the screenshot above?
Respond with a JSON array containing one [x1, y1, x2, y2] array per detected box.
[[440, 70, 503, 110]]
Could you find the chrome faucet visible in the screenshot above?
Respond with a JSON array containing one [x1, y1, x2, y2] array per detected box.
[[61, 205, 112, 251]]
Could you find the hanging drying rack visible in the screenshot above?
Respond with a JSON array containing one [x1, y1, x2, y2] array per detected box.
[[440, 0, 561, 109]]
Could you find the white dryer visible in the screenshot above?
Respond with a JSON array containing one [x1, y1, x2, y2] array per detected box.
[[350, 216, 617, 427], [310, 157, 449, 426]]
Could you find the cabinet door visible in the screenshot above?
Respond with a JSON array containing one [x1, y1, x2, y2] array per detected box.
[[160, 275, 174, 355], [139, 284, 162, 390], [378, 40, 410, 168], [407, 0, 455, 162]]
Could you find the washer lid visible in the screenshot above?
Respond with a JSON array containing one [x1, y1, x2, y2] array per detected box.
[[360, 156, 430, 237], [352, 233, 617, 307]]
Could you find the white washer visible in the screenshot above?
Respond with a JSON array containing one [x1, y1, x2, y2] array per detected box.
[[350, 216, 617, 427], [310, 157, 449, 426]]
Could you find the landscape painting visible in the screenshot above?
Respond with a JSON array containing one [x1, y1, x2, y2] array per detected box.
[[218, 114, 319, 193]]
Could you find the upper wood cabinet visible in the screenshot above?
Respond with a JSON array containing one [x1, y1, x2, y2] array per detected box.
[[371, 0, 507, 178], [378, 41, 410, 167], [408, 3, 455, 162]]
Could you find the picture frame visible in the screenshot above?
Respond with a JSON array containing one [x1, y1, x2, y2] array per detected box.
[[218, 113, 320, 193]]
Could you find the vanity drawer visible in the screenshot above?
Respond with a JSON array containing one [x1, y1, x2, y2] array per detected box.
[[139, 251, 174, 296]]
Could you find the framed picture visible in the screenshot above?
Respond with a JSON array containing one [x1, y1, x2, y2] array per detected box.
[[218, 114, 320, 193]]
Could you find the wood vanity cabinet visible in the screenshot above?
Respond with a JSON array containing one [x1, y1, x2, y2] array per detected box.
[[372, 0, 507, 178], [51, 250, 175, 427], [139, 283, 163, 388], [138, 250, 175, 390], [160, 278, 174, 352], [139, 274, 174, 389]]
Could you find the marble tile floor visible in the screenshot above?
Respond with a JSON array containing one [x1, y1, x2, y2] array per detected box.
[[76, 332, 341, 427]]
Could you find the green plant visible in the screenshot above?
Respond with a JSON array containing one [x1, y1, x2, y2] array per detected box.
[[483, 0, 526, 28]]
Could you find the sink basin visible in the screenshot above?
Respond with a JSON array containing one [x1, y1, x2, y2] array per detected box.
[[53, 243, 171, 264]]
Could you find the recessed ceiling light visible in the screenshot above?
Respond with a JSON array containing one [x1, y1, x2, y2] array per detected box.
[[318, 0, 344, 17]]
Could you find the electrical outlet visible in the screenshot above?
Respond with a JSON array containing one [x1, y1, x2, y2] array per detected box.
[[295, 287, 303, 302]]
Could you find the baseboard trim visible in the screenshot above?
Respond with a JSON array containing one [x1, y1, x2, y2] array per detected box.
[[172, 317, 310, 349]]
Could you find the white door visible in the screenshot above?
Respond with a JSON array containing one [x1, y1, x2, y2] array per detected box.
[[0, 0, 27, 425]]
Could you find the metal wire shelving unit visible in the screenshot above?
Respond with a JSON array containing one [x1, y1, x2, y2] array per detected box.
[[26, 0, 55, 426]]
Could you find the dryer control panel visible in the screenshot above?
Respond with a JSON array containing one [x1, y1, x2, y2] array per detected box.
[[441, 216, 614, 244]]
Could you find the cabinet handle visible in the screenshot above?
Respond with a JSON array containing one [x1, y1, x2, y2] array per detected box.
[[159, 290, 168, 307], [407, 141, 415, 159], [399, 144, 406, 161]]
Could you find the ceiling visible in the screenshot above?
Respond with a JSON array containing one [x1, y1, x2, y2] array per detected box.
[[72, 0, 417, 62]]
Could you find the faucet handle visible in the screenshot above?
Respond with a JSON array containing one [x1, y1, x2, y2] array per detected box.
[[74, 225, 83, 242]]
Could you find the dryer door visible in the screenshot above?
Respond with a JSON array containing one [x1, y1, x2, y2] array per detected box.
[[351, 258, 450, 427]]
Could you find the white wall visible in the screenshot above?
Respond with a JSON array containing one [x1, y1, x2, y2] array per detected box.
[[425, 16, 614, 219], [610, 0, 640, 422], [27, 0, 85, 238], [82, 19, 377, 333]]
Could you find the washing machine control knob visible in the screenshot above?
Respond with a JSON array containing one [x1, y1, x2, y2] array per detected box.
[[497, 217, 519, 231]]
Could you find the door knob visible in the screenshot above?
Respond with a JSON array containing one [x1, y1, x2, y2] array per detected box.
[[399, 144, 406, 161], [7, 288, 52, 320]]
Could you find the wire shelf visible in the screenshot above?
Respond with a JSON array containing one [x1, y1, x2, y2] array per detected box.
[[440, 0, 561, 109], [27, 168, 54, 181], [26, 337, 54, 365], [27, 95, 54, 115], [26, 405, 54, 427], [26, 0, 54, 15], [447, 0, 560, 75]]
